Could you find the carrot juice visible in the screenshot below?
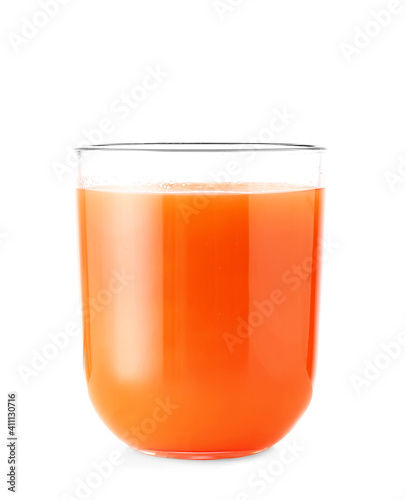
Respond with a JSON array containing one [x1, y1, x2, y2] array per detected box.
[[77, 182, 324, 459]]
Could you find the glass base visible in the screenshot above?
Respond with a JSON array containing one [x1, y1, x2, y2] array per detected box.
[[137, 447, 269, 460]]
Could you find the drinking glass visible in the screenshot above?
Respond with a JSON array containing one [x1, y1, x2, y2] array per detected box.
[[76, 143, 325, 460]]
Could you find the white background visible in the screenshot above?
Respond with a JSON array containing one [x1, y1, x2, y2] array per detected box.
[[1, 0, 405, 499]]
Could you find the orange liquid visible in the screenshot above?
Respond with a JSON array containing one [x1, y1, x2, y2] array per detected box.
[[77, 183, 324, 458]]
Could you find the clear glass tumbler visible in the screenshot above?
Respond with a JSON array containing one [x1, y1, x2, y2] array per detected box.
[[76, 143, 325, 459]]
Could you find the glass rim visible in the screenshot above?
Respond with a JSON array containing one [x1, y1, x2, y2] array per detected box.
[[75, 142, 326, 153]]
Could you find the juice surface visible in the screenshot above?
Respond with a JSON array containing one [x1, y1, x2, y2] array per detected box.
[[77, 183, 324, 455]]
